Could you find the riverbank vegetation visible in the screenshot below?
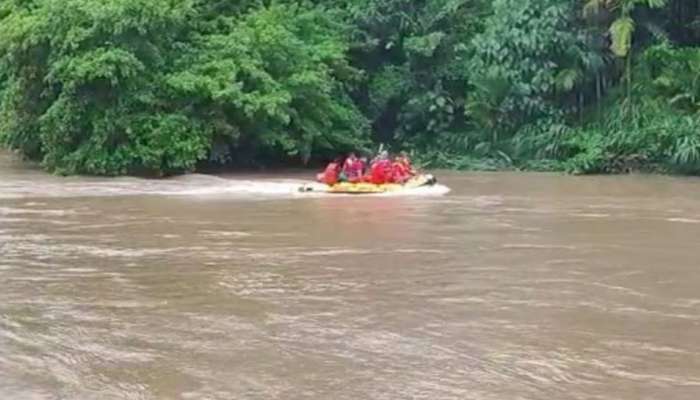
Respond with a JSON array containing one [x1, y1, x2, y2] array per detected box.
[[2, 0, 700, 176]]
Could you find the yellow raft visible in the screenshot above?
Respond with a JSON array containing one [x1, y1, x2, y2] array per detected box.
[[299, 174, 437, 194]]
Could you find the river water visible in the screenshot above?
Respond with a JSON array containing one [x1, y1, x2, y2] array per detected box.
[[1, 151, 700, 399]]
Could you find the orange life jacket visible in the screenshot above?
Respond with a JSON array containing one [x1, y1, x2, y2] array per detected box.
[[370, 159, 391, 184], [318, 162, 340, 185], [343, 157, 364, 182], [392, 161, 410, 184]]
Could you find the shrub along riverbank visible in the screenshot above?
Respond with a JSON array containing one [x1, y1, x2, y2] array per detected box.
[[2, 0, 700, 176]]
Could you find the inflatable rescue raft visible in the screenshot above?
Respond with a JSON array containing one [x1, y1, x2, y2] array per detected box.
[[299, 174, 438, 194]]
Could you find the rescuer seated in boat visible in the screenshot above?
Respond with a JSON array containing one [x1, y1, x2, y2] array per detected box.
[[342, 152, 365, 183], [391, 152, 416, 184], [368, 151, 392, 184], [399, 152, 416, 174], [316, 157, 342, 186], [359, 156, 369, 175]]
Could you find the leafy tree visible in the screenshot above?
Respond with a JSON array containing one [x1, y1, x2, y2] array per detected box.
[[167, 4, 369, 166], [583, 0, 668, 100], [3, 0, 700, 176], [0, 0, 201, 175], [467, 0, 593, 142], [342, 0, 489, 144], [0, 0, 367, 174]]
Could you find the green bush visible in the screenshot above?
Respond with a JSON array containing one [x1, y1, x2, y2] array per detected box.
[[0, 1, 368, 175], [3, 0, 700, 177]]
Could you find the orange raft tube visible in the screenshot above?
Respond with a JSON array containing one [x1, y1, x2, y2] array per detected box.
[[299, 174, 438, 194]]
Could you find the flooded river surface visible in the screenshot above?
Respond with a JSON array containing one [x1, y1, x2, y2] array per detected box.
[[1, 151, 700, 399]]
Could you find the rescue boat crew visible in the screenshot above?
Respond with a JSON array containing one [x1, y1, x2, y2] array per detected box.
[[369, 151, 392, 184], [316, 151, 415, 186], [316, 157, 342, 185], [392, 152, 416, 184], [342, 152, 365, 183]]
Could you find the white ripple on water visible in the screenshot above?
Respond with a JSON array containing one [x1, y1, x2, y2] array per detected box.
[[347, 330, 455, 359], [610, 306, 699, 321], [545, 258, 586, 266], [393, 248, 444, 254], [22, 202, 48, 207], [0, 264, 15, 271], [672, 298, 700, 308], [3, 242, 209, 259], [5, 276, 66, 283], [378, 184, 451, 197], [0, 207, 81, 216], [199, 230, 252, 238], [0, 217, 30, 225], [56, 221, 154, 231], [570, 213, 612, 218], [199, 246, 443, 265], [61, 268, 100, 273], [218, 268, 367, 299], [666, 217, 700, 224], [591, 283, 649, 298], [602, 340, 690, 355], [0, 233, 53, 242], [430, 296, 489, 305], [589, 359, 700, 387], [197, 245, 445, 266], [501, 243, 578, 250], [297, 249, 374, 257]]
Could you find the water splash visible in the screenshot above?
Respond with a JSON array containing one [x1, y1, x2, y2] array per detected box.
[[0, 173, 450, 199]]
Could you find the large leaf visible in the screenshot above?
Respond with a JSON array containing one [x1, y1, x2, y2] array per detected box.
[[404, 32, 446, 58], [610, 16, 635, 57], [554, 68, 581, 92]]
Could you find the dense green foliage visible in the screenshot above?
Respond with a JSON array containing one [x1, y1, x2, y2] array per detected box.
[[2, 0, 700, 175]]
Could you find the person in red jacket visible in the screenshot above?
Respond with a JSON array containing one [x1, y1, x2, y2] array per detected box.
[[316, 158, 342, 186], [391, 157, 409, 184], [342, 153, 365, 183], [369, 151, 392, 184], [392, 152, 416, 184]]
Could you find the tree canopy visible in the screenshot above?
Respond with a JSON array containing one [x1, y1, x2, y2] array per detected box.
[[2, 0, 700, 175]]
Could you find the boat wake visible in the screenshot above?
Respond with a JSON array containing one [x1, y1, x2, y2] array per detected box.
[[0, 173, 450, 200]]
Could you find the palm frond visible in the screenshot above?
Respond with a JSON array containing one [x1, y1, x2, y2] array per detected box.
[[644, 0, 668, 9], [583, 0, 606, 17], [610, 16, 635, 57]]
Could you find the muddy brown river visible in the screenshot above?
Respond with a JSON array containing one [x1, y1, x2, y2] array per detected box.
[[1, 151, 700, 399]]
